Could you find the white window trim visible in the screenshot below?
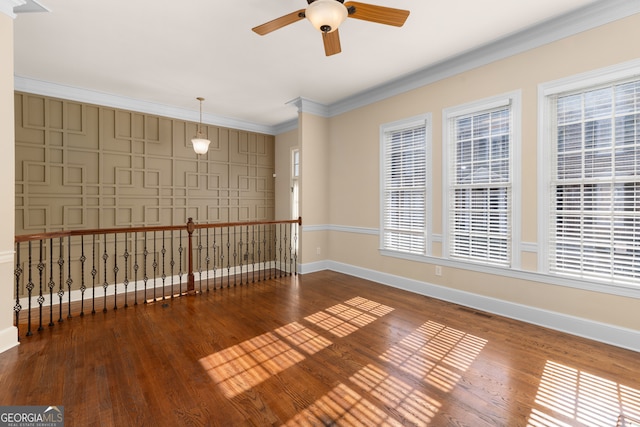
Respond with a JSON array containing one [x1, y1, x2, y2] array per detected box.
[[538, 58, 640, 290], [379, 113, 432, 257], [442, 91, 522, 268]]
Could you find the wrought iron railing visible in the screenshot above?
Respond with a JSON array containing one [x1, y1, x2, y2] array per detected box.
[[13, 217, 301, 339]]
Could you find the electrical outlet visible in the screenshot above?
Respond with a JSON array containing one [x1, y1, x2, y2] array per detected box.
[[435, 265, 442, 276], [316, 247, 321, 255]]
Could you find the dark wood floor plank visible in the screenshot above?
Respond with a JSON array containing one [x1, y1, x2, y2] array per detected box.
[[2, 271, 639, 426]]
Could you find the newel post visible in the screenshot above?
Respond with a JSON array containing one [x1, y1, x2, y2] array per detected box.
[[187, 218, 195, 294]]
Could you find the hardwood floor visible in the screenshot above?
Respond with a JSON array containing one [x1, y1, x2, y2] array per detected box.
[[1, 270, 639, 426]]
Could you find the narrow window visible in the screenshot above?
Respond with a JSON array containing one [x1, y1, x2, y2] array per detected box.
[[444, 93, 520, 267], [380, 115, 430, 255]]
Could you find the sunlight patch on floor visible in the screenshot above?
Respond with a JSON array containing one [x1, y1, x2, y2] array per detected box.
[[284, 383, 402, 427], [199, 321, 333, 398], [527, 360, 640, 427], [350, 363, 442, 424], [274, 321, 332, 355], [379, 320, 487, 392], [304, 297, 394, 337]]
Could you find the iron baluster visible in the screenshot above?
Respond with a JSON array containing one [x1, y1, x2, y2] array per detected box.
[[226, 229, 231, 288], [251, 225, 256, 283], [143, 232, 148, 303], [80, 236, 87, 316], [212, 231, 218, 291], [178, 230, 183, 295], [48, 238, 54, 326], [133, 232, 139, 305], [233, 227, 238, 287], [123, 233, 129, 308], [263, 224, 268, 281], [161, 231, 166, 300], [153, 231, 158, 301], [238, 227, 243, 286], [102, 234, 108, 313], [205, 229, 210, 292], [170, 230, 175, 298], [91, 235, 97, 315], [198, 228, 203, 293], [113, 233, 118, 310], [14, 242, 22, 339], [26, 242, 34, 336], [58, 237, 64, 322], [37, 240, 44, 331], [67, 235, 73, 318]]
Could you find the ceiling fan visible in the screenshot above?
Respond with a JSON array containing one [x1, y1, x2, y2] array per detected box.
[[252, 0, 410, 56]]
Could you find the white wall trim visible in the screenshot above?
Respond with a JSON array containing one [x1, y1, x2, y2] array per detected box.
[[0, 0, 25, 18], [303, 224, 378, 235], [0, 250, 15, 263], [327, 0, 640, 118], [0, 326, 19, 354], [13, 77, 275, 135], [285, 97, 330, 118], [308, 260, 640, 353], [13, 1, 639, 135], [306, 224, 639, 298], [521, 242, 538, 253]]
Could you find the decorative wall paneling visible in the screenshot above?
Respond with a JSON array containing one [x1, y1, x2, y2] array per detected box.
[[14, 92, 276, 297]]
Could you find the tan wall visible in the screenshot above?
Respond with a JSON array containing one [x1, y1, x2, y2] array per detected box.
[[299, 112, 330, 264], [1, 11, 18, 352], [323, 14, 640, 331], [14, 93, 275, 234]]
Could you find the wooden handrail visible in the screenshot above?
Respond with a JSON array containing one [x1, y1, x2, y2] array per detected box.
[[14, 217, 302, 322], [14, 217, 302, 243]]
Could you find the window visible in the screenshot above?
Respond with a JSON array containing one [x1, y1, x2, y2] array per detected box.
[[380, 115, 431, 255], [443, 93, 521, 267], [541, 61, 640, 288]]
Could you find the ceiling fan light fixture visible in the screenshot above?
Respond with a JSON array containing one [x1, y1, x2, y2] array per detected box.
[[191, 97, 211, 155], [306, 0, 347, 33]]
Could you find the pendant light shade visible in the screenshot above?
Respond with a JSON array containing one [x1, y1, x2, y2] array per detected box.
[[192, 97, 210, 155], [305, 0, 348, 33]]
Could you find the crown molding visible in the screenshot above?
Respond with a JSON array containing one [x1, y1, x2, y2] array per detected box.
[[326, 0, 640, 117], [13, 0, 639, 135], [286, 97, 330, 117], [272, 118, 298, 135], [13, 76, 277, 135], [0, 0, 25, 18]]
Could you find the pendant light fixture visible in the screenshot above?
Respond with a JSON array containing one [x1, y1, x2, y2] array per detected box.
[[191, 97, 211, 155]]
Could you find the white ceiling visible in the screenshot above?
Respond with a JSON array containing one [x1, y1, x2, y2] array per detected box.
[[12, 0, 605, 133]]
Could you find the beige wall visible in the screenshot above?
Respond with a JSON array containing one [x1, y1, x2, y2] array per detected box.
[[306, 14, 640, 333], [1, 10, 18, 352], [299, 112, 330, 265], [274, 128, 297, 221], [14, 93, 275, 234]]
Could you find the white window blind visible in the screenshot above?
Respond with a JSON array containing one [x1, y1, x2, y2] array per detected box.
[[448, 106, 512, 266], [382, 123, 427, 254], [549, 78, 640, 286]]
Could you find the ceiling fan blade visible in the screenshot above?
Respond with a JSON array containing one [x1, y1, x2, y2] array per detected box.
[[344, 2, 410, 27], [252, 9, 306, 35], [322, 29, 342, 56]]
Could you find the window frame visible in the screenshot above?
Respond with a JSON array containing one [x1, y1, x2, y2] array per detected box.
[[379, 114, 432, 257], [442, 91, 522, 268], [538, 59, 640, 290]]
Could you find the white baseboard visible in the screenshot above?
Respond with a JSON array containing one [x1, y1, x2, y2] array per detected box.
[[0, 326, 19, 354], [310, 261, 640, 353]]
